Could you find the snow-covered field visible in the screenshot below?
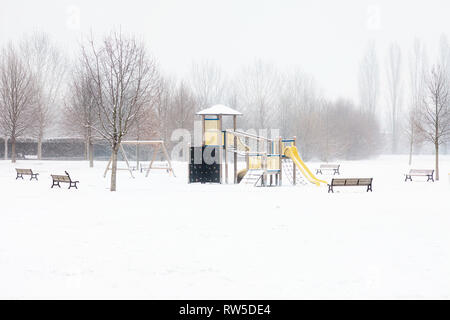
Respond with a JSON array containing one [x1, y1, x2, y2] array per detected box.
[[0, 155, 449, 299]]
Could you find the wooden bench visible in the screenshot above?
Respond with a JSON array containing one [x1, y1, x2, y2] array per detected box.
[[316, 164, 340, 175], [51, 171, 79, 189], [15, 168, 39, 180], [405, 169, 434, 182], [328, 178, 373, 193]]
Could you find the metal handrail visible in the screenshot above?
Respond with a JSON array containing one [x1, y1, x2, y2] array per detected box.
[[225, 129, 274, 142]]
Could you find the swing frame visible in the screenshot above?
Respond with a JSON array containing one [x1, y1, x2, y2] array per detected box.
[[103, 140, 176, 178]]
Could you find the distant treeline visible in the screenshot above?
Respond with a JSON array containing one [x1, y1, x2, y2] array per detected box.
[[0, 138, 109, 160], [0, 138, 172, 162]]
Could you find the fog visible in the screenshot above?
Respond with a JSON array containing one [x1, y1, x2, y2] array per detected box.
[[1, 0, 449, 101], [1, 0, 450, 164]]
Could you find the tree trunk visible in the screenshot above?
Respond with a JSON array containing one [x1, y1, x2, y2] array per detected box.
[[11, 137, 16, 163], [89, 138, 94, 168], [37, 134, 43, 160], [84, 139, 88, 160], [435, 142, 439, 181], [4, 137, 7, 160], [408, 138, 413, 166], [136, 143, 140, 170], [110, 145, 119, 191]]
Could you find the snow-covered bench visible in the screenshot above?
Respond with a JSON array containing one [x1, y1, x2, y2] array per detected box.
[[51, 171, 79, 189], [328, 178, 373, 193], [405, 169, 434, 182], [15, 168, 39, 180], [316, 164, 340, 175]]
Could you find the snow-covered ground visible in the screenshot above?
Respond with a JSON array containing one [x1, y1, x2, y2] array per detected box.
[[0, 155, 449, 299]]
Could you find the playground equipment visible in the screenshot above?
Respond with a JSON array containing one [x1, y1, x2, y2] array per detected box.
[[281, 139, 327, 186], [188, 105, 282, 186], [188, 104, 326, 187], [104, 140, 175, 178]]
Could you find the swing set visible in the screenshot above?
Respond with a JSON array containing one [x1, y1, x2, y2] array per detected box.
[[103, 140, 175, 179]]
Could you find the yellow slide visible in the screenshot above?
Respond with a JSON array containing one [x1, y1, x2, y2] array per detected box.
[[284, 146, 327, 186]]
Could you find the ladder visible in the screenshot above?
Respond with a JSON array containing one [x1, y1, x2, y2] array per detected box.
[[282, 159, 307, 186], [240, 169, 265, 186]]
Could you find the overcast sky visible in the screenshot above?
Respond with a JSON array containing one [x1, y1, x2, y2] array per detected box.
[[1, 0, 449, 103]]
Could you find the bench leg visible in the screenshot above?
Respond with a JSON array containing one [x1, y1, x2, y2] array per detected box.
[[428, 175, 434, 182], [367, 184, 372, 192], [328, 184, 333, 193], [69, 182, 78, 189], [51, 181, 60, 188], [16, 174, 23, 180], [405, 175, 412, 182]]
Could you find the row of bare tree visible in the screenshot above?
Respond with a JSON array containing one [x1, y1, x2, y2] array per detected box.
[[1, 30, 450, 188], [0, 34, 65, 162], [358, 37, 450, 180]]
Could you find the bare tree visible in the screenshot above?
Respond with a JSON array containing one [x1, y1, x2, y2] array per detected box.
[[439, 34, 450, 153], [0, 42, 36, 163], [405, 39, 427, 165], [153, 76, 175, 143], [237, 60, 280, 130], [404, 108, 422, 165], [439, 34, 450, 80], [277, 69, 300, 137], [385, 42, 403, 153], [63, 64, 97, 167], [190, 60, 225, 110], [22, 33, 66, 160], [319, 99, 381, 161], [359, 42, 380, 115], [171, 80, 196, 131], [81, 30, 160, 191], [417, 65, 450, 180], [277, 70, 322, 159]]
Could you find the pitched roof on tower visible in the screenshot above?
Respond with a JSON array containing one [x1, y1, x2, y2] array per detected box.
[[196, 104, 242, 116]]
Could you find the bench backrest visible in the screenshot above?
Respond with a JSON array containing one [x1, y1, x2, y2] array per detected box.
[[16, 168, 32, 174], [51, 174, 71, 182], [320, 164, 340, 169], [358, 178, 373, 185], [331, 178, 372, 186], [409, 169, 434, 175], [331, 178, 347, 186], [64, 171, 72, 181]]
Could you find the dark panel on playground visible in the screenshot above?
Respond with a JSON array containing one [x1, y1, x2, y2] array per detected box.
[[189, 146, 221, 184]]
